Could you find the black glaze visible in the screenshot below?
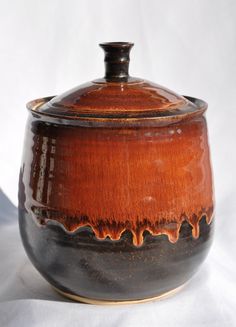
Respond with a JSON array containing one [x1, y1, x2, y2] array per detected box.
[[19, 208, 213, 301], [99, 42, 134, 82]]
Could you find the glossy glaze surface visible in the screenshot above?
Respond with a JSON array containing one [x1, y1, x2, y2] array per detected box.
[[38, 80, 197, 119], [19, 209, 213, 301], [19, 114, 213, 247], [35, 42, 199, 120], [18, 42, 214, 302]]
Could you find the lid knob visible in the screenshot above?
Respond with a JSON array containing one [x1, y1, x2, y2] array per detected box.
[[99, 42, 134, 82]]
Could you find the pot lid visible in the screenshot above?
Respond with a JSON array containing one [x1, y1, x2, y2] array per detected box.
[[31, 42, 206, 120]]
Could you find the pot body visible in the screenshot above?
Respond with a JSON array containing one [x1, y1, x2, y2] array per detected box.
[[18, 110, 214, 302]]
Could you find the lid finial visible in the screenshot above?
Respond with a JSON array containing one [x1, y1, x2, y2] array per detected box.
[[99, 42, 134, 82]]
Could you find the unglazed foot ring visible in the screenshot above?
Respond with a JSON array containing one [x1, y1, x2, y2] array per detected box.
[[53, 284, 185, 305]]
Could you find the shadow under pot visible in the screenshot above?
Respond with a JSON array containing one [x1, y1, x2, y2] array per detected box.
[[18, 42, 215, 304]]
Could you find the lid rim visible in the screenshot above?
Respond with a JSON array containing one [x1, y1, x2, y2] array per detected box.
[[27, 96, 207, 123]]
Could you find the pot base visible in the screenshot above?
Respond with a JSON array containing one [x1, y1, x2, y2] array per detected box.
[[53, 284, 185, 305]]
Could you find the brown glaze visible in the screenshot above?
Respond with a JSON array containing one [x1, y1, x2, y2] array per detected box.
[[18, 42, 215, 302], [19, 209, 213, 301], [100, 42, 134, 82], [20, 113, 213, 247], [36, 42, 198, 120], [38, 80, 194, 118]]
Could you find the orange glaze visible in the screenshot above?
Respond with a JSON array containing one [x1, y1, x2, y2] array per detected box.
[[21, 114, 214, 246]]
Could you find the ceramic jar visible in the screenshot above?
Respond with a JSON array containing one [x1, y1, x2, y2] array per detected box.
[[18, 42, 214, 304]]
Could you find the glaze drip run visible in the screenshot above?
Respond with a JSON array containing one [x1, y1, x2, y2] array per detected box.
[[30, 206, 214, 246]]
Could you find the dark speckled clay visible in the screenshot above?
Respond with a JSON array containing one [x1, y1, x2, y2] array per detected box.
[[18, 42, 214, 304]]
